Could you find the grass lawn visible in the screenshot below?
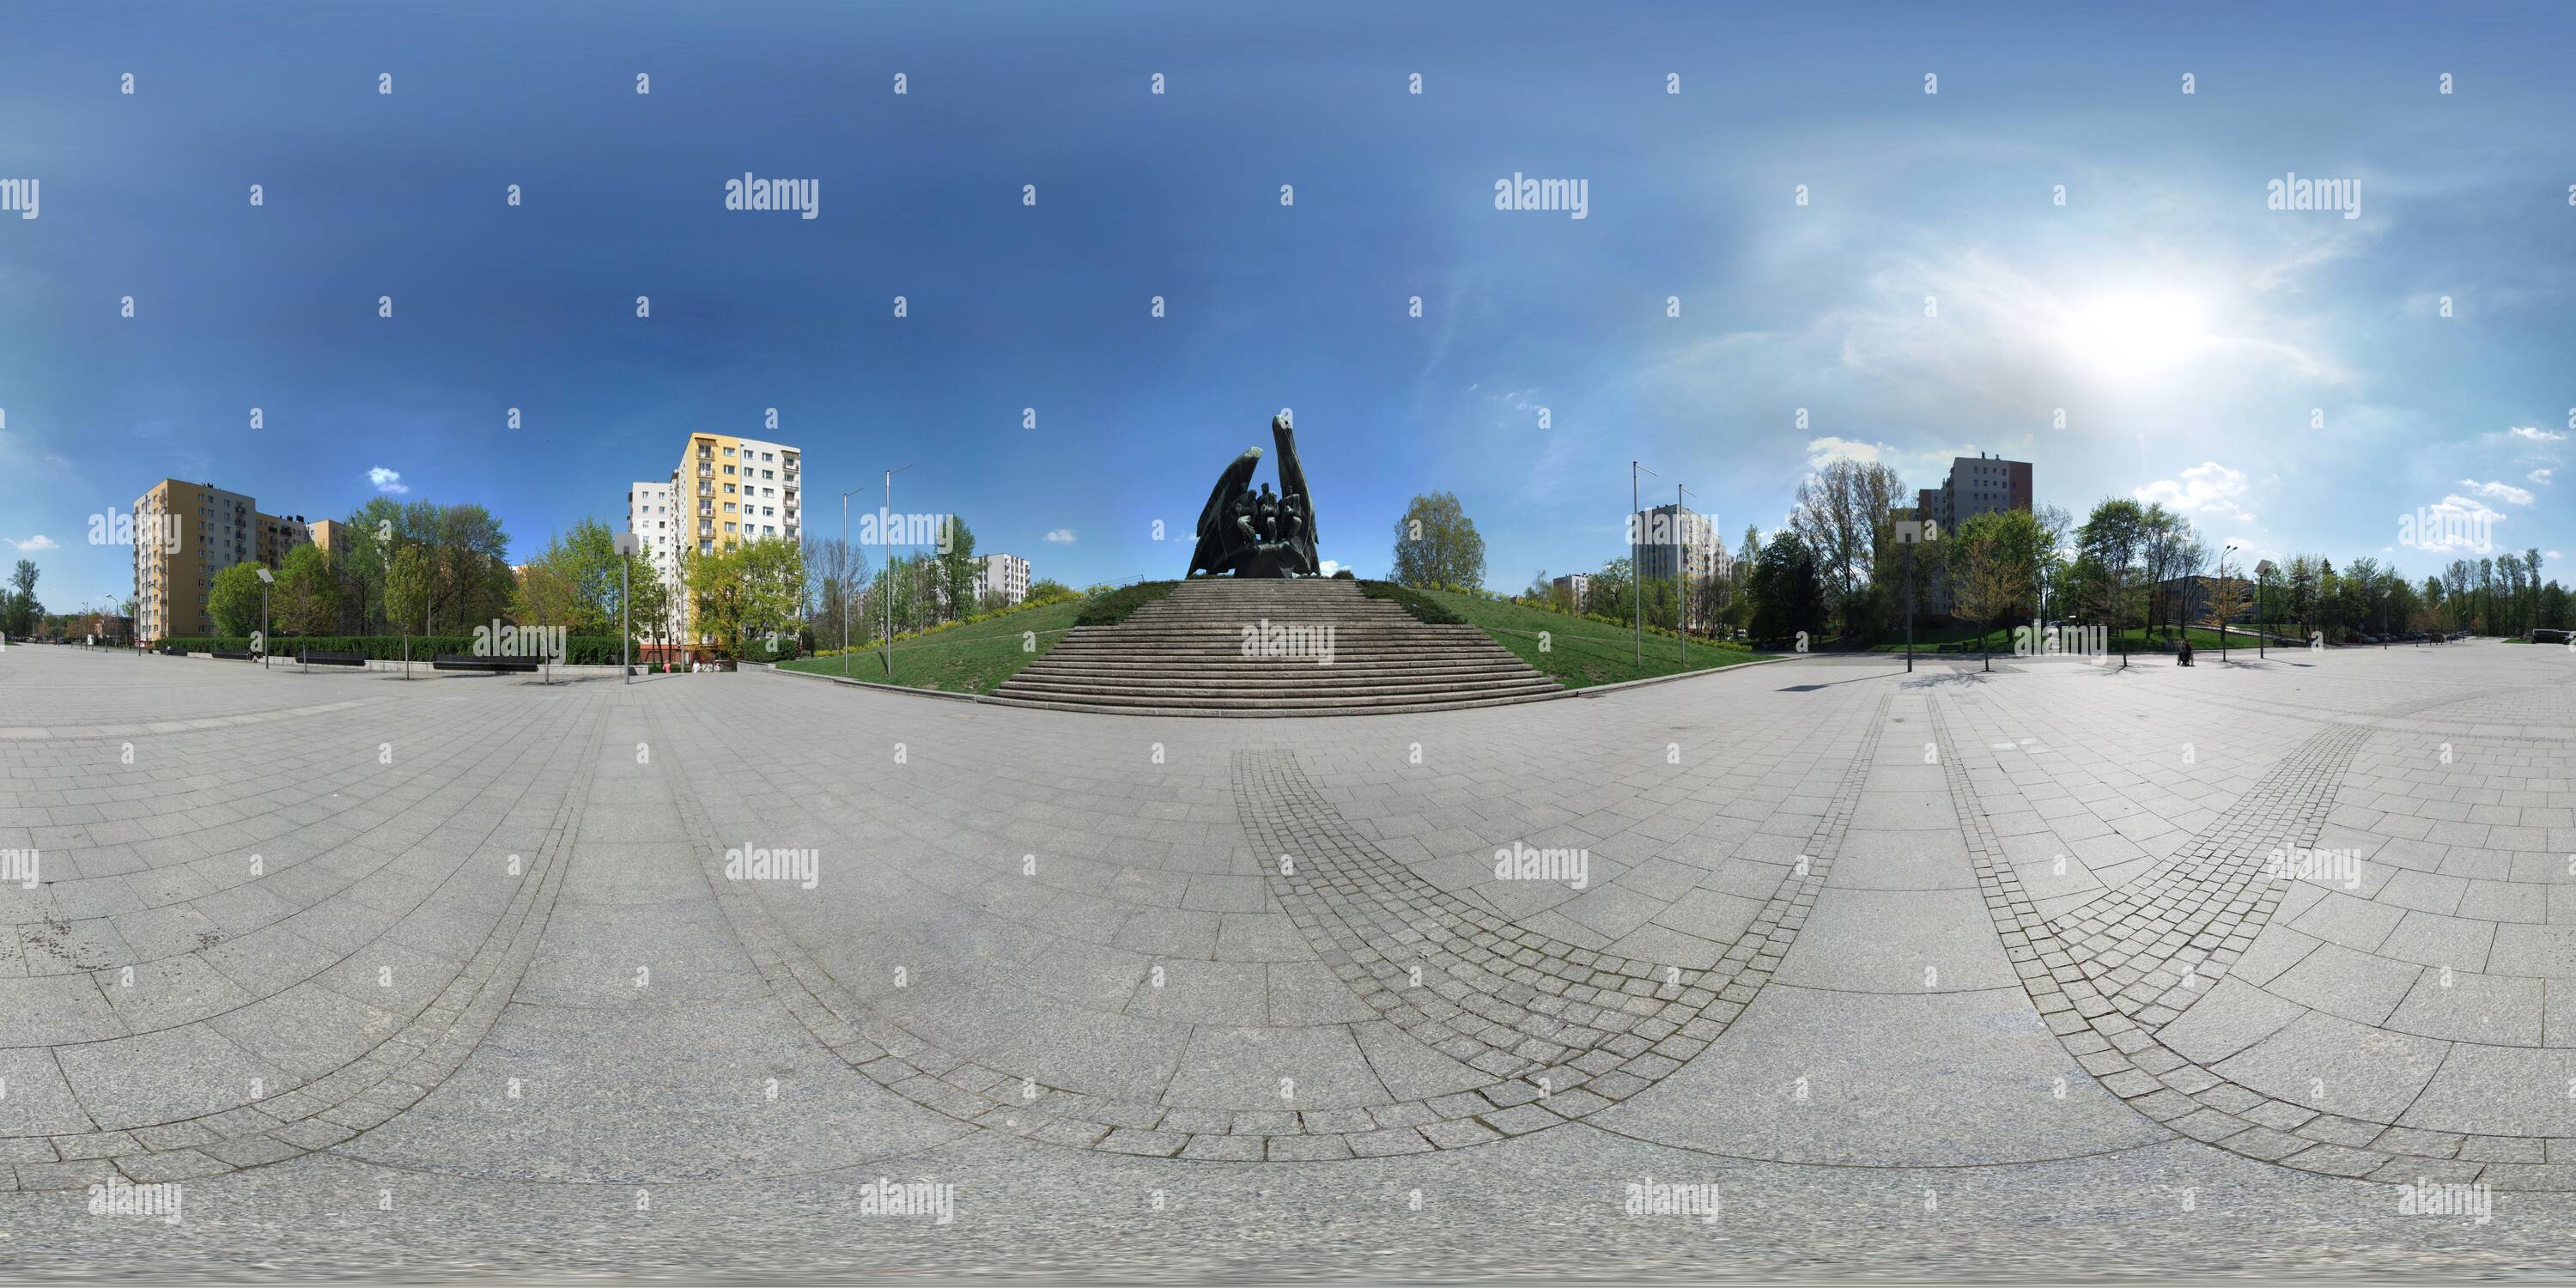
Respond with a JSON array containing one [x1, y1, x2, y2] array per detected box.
[[1415, 589, 1774, 689], [776, 598, 1084, 695]]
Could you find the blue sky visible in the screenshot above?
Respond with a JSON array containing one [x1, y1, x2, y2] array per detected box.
[[4, 0, 2572, 612]]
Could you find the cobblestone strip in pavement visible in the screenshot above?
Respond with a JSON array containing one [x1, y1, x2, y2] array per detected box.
[[1933, 699, 2574, 1191], [2045, 724, 2366, 1024], [7, 702, 600, 1193], [671, 692, 1893, 1162]]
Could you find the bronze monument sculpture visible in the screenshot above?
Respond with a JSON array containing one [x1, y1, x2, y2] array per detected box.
[[1189, 414, 1320, 577]]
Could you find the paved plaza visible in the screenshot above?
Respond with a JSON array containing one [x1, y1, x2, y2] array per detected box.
[[4, 641, 2576, 1278]]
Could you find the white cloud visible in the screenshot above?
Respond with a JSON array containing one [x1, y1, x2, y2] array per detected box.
[[2550, 550, 2564, 561], [2135, 461, 2257, 523], [9, 534, 59, 551], [1042, 528, 1075, 544], [1801, 437, 1986, 491], [2530, 468, 2555, 485], [1804, 437, 1882, 469], [1319, 559, 1344, 576], [2509, 426, 2567, 443], [2458, 477, 2535, 506], [368, 467, 410, 495]]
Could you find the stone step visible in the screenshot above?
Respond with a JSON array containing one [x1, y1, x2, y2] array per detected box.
[[980, 690, 1570, 718], [994, 578, 1552, 715], [981, 684, 1566, 713], [1001, 674, 1562, 697]]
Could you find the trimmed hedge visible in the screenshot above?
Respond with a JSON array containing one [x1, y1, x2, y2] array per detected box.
[[157, 635, 644, 665], [1358, 580, 1465, 625], [1075, 580, 1178, 627]]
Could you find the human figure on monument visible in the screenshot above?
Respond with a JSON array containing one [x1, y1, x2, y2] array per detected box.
[[1232, 488, 1260, 547]]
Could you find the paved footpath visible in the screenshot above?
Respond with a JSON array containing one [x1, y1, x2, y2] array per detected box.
[[3, 641, 2574, 1279]]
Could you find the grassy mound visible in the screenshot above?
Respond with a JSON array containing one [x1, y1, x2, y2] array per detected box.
[[1357, 580, 1464, 624], [1410, 589, 1772, 689], [779, 598, 1084, 694]]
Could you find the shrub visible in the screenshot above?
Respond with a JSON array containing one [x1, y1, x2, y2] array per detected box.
[[155, 635, 641, 663], [1076, 580, 1178, 627]]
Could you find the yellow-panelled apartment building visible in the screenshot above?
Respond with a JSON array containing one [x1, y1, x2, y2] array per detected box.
[[131, 479, 315, 641], [629, 432, 802, 645]]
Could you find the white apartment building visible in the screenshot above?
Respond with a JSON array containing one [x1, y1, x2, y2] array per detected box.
[[972, 552, 1030, 607], [626, 479, 682, 607]]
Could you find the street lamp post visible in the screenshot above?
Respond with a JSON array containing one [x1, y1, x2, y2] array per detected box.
[[1631, 461, 1657, 666], [882, 465, 913, 679], [614, 532, 638, 684], [255, 567, 273, 669], [2219, 544, 2238, 663], [841, 488, 862, 677], [1676, 483, 1693, 666]]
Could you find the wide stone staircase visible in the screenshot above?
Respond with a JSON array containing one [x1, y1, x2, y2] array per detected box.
[[986, 578, 1565, 716]]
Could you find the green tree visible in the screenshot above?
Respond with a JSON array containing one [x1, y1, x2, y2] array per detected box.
[[1, 559, 39, 637], [385, 545, 433, 641], [686, 538, 806, 659], [2073, 499, 2149, 664], [934, 517, 979, 623], [1747, 532, 1828, 645], [273, 544, 340, 636], [1389, 492, 1487, 591], [1948, 509, 2048, 669], [1790, 459, 1905, 641], [1585, 557, 1632, 621], [209, 562, 266, 638]]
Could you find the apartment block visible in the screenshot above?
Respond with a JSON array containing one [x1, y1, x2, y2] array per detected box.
[[132, 479, 313, 641], [1914, 453, 2032, 536], [971, 552, 1031, 607], [1551, 572, 1591, 611], [307, 518, 345, 556], [642, 432, 803, 644], [1908, 453, 2034, 620], [1630, 503, 1723, 585]]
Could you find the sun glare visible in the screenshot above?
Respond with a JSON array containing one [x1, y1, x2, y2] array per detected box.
[[2063, 292, 2208, 380]]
